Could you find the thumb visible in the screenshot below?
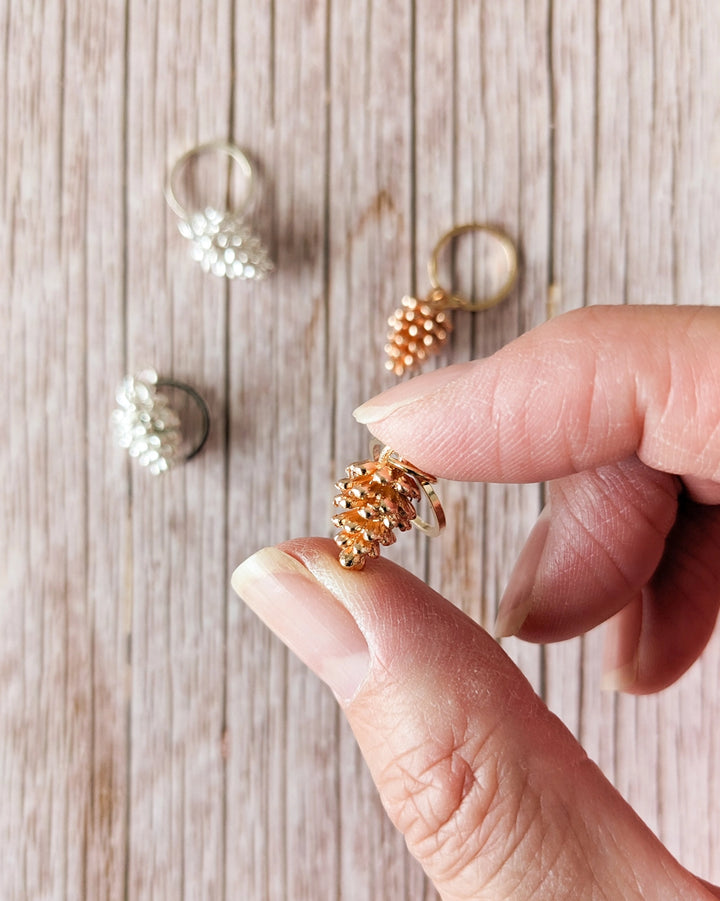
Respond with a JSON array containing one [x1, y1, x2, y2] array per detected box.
[[231, 538, 716, 901]]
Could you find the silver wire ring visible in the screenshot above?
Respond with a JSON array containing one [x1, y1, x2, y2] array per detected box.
[[164, 141, 254, 221]]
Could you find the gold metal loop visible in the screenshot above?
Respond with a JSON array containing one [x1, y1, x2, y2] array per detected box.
[[427, 222, 518, 312], [371, 439, 446, 538], [411, 480, 446, 538], [164, 140, 254, 221]]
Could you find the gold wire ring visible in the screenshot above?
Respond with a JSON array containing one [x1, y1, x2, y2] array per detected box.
[[164, 140, 254, 221], [427, 222, 518, 311], [371, 439, 446, 538]]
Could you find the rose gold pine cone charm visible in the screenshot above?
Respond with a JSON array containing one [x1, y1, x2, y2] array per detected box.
[[385, 288, 452, 377], [383, 223, 518, 376], [332, 443, 445, 571]]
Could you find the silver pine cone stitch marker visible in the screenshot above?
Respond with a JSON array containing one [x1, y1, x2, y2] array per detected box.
[[112, 369, 210, 475], [165, 141, 273, 280]]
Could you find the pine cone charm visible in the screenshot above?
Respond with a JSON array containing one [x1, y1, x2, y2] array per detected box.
[[333, 454, 422, 570], [178, 206, 274, 280], [112, 369, 182, 474], [385, 288, 452, 376]]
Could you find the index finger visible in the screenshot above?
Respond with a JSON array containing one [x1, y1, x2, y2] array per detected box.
[[354, 305, 720, 485]]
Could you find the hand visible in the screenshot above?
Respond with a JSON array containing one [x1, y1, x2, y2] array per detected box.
[[232, 305, 720, 900]]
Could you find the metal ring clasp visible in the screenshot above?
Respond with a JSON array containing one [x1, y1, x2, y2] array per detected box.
[[427, 222, 518, 312], [164, 140, 254, 221]]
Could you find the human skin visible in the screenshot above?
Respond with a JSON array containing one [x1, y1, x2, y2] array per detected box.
[[233, 305, 720, 900]]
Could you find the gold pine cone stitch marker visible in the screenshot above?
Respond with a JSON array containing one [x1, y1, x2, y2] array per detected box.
[[332, 441, 445, 570], [384, 223, 518, 376], [385, 288, 452, 377]]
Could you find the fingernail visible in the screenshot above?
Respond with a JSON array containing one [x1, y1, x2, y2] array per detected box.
[[601, 602, 641, 692], [600, 659, 638, 692], [353, 362, 474, 425], [231, 547, 371, 703], [494, 506, 552, 638]]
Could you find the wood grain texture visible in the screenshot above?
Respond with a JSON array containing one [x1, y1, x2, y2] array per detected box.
[[2, 1, 720, 898]]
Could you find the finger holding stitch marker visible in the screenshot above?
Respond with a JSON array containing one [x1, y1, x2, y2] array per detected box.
[[231, 538, 720, 900], [353, 304, 720, 694]]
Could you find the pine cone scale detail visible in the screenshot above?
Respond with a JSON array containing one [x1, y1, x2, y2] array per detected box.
[[384, 289, 452, 376], [178, 206, 273, 280], [333, 455, 424, 569], [112, 369, 182, 475]]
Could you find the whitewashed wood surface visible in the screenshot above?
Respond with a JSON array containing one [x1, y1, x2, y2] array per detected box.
[[2, 2, 720, 898]]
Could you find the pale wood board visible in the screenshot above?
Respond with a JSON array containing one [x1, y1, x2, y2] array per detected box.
[[2, 2, 720, 898]]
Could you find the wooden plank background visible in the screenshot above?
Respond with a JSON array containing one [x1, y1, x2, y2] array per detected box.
[[2, 1, 719, 898]]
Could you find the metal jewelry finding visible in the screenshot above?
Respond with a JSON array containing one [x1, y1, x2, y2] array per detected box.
[[165, 141, 273, 280], [112, 369, 210, 475], [332, 439, 445, 570], [385, 222, 518, 376]]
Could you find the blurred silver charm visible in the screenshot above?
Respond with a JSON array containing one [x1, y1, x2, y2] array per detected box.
[[165, 141, 273, 280], [112, 369, 210, 475]]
